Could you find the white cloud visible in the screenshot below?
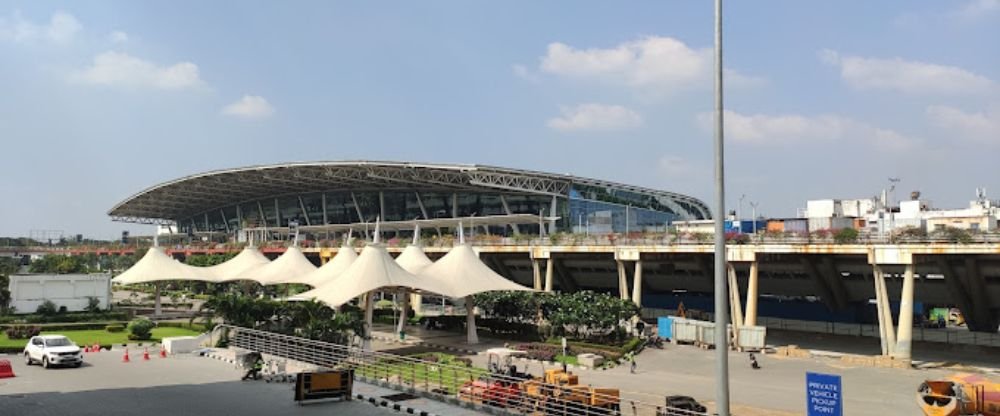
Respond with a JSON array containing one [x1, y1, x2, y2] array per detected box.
[[926, 105, 1000, 143], [538, 36, 761, 91], [0, 10, 81, 44], [953, 0, 1000, 19], [70, 51, 204, 90], [547, 103, 642, 132], [109, 30, 128, 43], [820, 49, 995, 95], [512, 64, 539, 82], [222, 95, 275, 119], [696, 110, 915, 150]]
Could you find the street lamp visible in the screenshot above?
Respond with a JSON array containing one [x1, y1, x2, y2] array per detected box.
[[712, 0, 731, 415], [749, 201, 759, 234]]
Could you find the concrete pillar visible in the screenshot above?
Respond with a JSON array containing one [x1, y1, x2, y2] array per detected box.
[[362, 292, 375, 351], [631, 260, 643, 307], [544, 258, 554, 292], [617, 260, 630, 300], [153, 283, 162, 317], [744, 261, 759, 326], [894, 264, 916, 361], [873, 268, 888, 356], [727, 264, 743, 332], [532, 259, 542, 291], [465, 295, 479, 344], [411, 293, 423, 315]]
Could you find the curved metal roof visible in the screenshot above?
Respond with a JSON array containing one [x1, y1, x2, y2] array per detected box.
[[108, 160, 711, 224]]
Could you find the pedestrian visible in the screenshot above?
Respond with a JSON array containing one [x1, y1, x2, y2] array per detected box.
[[749, 353, 760, 370], [625, 351, 637, 374], [242, 352, 264, 381]]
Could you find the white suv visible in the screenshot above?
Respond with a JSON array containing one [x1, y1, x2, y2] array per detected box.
[[24, 335, 83, 369]]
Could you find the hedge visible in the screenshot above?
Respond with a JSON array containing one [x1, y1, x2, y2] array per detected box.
[[0, 311, 129, 324], [0, 321, 130, 331]]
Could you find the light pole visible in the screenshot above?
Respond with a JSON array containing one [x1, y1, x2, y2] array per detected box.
[[738, 194, 746, 222], [713, 0, 731, 415], [750, 201, 759, 234]]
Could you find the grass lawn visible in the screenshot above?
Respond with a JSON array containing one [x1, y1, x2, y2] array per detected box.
[[357, 353, 487, 394], [554, 354, 579, 366], [0, 327, 203, 348]]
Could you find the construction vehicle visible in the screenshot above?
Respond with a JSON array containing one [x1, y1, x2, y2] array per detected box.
[[458, 348, 530, 408], [917, 373, 1000, 416], [459, 348, 621, 415]]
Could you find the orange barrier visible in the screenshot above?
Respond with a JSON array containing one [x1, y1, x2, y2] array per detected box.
[[0, 359, 14, 378]]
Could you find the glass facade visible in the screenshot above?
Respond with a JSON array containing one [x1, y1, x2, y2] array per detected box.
[[178, 186, 693, 235]]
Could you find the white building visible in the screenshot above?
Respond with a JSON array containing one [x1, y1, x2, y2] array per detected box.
[[804, 189, 1000, 234], [8, 274, 111, 314]]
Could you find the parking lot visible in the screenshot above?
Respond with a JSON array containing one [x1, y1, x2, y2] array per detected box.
[[0, 347, 477, 416]]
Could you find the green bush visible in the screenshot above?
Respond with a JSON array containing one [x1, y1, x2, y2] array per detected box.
[[36, 300, 58, 316], [126, 318, 155, 340], [833, 228, 859, 244], [375, 299, 394, 309], [0, 311, 129, 324], [105, 324, 125, 333], [5, 325, 41, 339]]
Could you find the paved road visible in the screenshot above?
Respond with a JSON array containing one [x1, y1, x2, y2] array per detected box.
[[0, 349, 482, 416], [372, 323, 972, 416]]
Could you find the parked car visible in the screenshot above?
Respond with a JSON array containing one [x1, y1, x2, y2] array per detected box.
[[24, 335, 83, 369], [657, 395, 707, 416]]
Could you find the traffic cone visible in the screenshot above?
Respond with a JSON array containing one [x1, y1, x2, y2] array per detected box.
[[84, 345, 91, 353], [159, 347, 167, 358], [122, 348, 130, 363], [143, 348, 150, 361], [93, 343, 100, 352]]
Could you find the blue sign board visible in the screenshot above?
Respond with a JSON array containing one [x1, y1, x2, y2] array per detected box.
[[806, 372, 842, 416]]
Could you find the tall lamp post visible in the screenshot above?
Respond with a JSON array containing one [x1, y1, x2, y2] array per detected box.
[[713, 0, 731, 415]]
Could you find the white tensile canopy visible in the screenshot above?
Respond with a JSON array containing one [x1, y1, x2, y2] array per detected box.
[[419, 243, 534, 344], [112, 246, 215, 285], [282, 246, 358, 287], [111, 246, 217, 317], [393, 244, 435, 335], [205, 246, 271, 281], [294, 242, 453, 350], [225, 246, 317, 285]]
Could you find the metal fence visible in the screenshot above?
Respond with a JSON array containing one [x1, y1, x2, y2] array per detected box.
[[217, 324, 709, 416]]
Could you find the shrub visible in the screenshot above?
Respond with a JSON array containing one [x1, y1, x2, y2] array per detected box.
[[127, 318, 155, 340], [36, 300, 58, 316], [5, 325, 41, 339], [84, 296, 101, 313], [515, 343, 559, 361], [105, 324, 125, 333], [58, 306, 68, 314], [375, 299, 395, 309], [833, 228, 859, 244]]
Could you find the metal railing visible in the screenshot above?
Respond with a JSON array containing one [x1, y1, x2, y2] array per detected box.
[[217, 324, 710, 416]]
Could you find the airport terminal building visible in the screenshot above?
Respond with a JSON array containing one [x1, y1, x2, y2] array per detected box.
[[108, 161, 710, 237]]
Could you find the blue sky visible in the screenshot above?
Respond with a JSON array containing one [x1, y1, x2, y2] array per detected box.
[[1, 1, 998, 238]]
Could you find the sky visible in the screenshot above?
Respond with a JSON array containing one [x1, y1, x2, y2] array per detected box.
[[0, 1, 998, 239]]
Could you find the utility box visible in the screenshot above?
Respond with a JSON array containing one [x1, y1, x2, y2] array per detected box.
[[657, 316, 673, 339], [576, 353, 605, 368]]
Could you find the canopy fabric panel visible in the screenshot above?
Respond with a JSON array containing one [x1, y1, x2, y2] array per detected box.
[[294, 243, 453, 307], [112, 247, 215, 285], [282, 246, 358, 287], [225, 246, 317, 285], [205, 247, 271, 281], [395, 245, 433, 274], [418, 244, 533, 299]]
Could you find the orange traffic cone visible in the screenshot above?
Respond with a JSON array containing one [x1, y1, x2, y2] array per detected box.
[[84, 345, 91, 353], [93, 343, 100, 352], [122, 348, 130, 363], [159, 347, 167, 358], [142, 348, 150, 361]]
